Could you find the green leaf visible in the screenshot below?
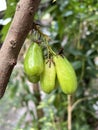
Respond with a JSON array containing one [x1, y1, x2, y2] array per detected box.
[[72, 61, 82, 70]]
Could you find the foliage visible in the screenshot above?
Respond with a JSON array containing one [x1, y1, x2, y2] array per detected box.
[[0, 0, 98, 130]]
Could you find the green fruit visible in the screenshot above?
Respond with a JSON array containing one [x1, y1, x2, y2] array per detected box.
[[53, 55, 77, 94], [40, 60, 56, 93], [27, 75, 40, 83], [24, 43, 44, 78]]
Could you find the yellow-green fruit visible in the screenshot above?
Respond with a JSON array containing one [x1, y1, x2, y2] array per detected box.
[[53, 55, 77, 94], [24, 43, 44, 80], [27, 75, 40, 83], [40, 60, 56, 93]]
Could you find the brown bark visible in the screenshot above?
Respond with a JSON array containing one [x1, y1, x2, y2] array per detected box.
[[33, 83, 44, 119], [33, 83, 44, 129], [0, 0, 41, 98]]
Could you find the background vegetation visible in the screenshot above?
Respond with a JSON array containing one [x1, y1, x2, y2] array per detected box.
[[0, 0, 98, 130]]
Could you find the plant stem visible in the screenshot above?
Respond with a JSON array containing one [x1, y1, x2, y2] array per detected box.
[[72, 93, 98, 111], [67, 95, 72, 130], [79, 58, 85, 83], [34, 25, 57, 56], [33, 83, 44, 129], [45, 39, 56, 56], [34, 25, 50, 41]]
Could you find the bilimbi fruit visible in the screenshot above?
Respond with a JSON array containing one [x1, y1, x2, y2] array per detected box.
[[40, 59, 56, 93], [24, 42, 44, 83], [53, 55, 77, 94]]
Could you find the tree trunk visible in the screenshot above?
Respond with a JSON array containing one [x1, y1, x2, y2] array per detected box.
[[0, 0, 41, 98]]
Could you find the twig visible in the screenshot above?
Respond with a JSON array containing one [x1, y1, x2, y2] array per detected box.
[[33, 23, 51, 41], [72, 94, 98, 111], [33, 83, 44, 130], [67, 95, 72, 130]]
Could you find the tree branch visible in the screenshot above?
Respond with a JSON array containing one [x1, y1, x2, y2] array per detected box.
[[0, 0, 41, 98]]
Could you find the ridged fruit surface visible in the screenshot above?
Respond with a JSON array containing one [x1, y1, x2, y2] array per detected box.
[[53, 55, 77, 94], [24, 43, 44, 77], [40, 60, 56, 93], [27, 75, 40, 83]]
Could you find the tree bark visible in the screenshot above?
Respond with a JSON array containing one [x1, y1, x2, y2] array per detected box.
[[0, 0, 41, 98]]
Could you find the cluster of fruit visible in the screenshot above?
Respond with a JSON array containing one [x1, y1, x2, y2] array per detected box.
[[24, 42, 77, 95]]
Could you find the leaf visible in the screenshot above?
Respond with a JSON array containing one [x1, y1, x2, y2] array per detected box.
[[72, 61, 82, 70], [86, 14, 98, 22], [68, 48, 83, 56], [63, 10, 73, 17], [1, 22, 11, 41]]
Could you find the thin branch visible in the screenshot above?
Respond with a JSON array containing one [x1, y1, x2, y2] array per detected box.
[[33, 83, 44, 119], [0, 0, 41, 98], [67, 95, 72, 130], [33, 23, 51, 41], [72, 94, 98, 111], [33, 83, 44, 129]]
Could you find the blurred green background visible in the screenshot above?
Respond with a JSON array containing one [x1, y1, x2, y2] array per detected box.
[[0, 0, 98, 130]]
